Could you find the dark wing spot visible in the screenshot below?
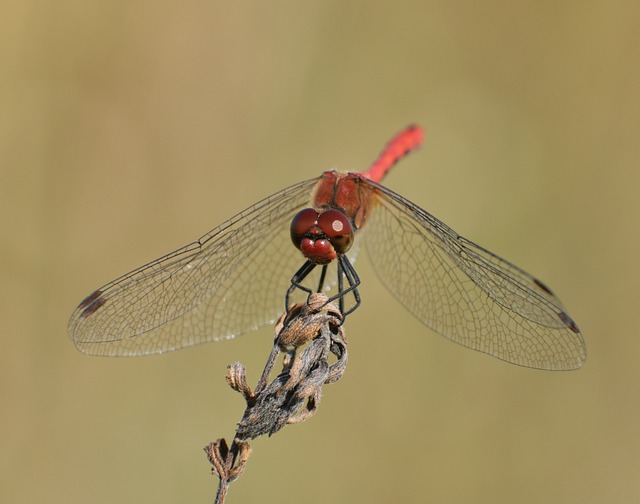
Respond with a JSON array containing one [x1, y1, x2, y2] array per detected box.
[[80, 295, 107, 319], [78, 290, 103, 309], [533, 278, 554, 296], [558, 311, 580, 334]]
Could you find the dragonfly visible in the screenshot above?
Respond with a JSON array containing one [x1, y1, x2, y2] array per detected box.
[[68, 125, 586, 370]]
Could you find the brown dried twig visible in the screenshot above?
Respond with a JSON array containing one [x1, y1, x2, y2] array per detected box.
[[204, 294, 348, 503]]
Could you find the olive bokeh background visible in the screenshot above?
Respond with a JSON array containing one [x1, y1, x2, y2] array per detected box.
[[2, 2, 638, 503]]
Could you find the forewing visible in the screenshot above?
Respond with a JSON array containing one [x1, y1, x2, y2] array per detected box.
[[363, 181, 586, 370], [68, 177, 320, 356]]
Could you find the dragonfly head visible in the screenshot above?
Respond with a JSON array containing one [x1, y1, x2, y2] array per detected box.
[[290, 208, 354, 264]]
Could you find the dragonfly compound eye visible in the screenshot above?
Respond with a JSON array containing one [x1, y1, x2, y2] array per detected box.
[[317, 210, 354, 254], [290, 208, 320, 248]]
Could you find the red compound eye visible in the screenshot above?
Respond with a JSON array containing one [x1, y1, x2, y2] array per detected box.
[[290, 208, 319, 248], [317, 210, 354, 254]]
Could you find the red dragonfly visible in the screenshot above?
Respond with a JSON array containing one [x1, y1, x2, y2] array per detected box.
[[68, 126, 585, 370]]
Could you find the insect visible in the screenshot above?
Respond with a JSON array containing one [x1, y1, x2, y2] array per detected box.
[[69, 125, 585, 370]]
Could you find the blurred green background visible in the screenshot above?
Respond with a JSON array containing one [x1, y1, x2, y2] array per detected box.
[[2, 1, 638, 503]]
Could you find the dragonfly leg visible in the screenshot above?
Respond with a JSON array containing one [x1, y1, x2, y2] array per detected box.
[[287, 257, 360, 319], [316, 264, 328, 292], [286, 260, 317, 311], [325, 255, 361, 317]]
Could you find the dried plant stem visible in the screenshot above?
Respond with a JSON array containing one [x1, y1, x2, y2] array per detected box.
[[205, 294, 348, 503]]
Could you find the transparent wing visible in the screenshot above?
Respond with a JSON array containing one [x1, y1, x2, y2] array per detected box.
[[363, 181, 586, 370], [68, 177, 323, 356]]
